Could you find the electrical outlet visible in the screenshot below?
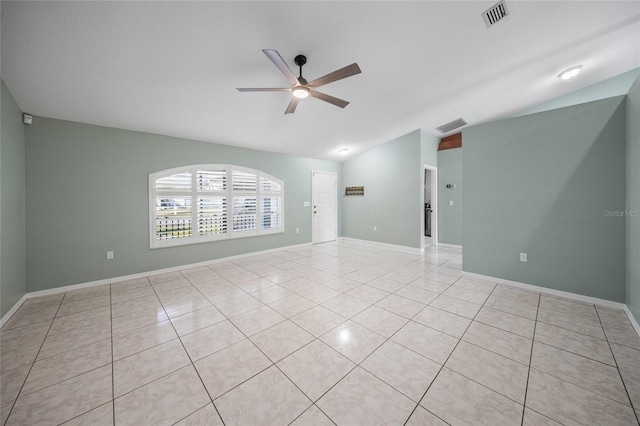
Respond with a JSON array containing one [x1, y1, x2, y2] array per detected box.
[[373, 226, 377, 231], [107, 251, 114, 260], [449, 200, 454, 206], [520, 253, 528, 262], [296, 228, 299, 234]]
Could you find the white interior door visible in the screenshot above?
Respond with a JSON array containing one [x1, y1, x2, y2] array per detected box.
[[312, 171, 337, 244]]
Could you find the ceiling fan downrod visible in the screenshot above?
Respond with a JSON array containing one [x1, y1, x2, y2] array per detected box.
[[294, 55, 307, 84]]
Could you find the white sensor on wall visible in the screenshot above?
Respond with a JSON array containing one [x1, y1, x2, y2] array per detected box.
[[23, 113, 33, 125]]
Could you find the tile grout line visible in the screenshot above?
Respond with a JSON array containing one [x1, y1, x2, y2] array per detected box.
[[375, 271, 465, 425], [401, 274, 495, 425], [280, 271, 432, 424], [111, 281, 191, 386], [157, 259, 320, 418], [525, 300, 637, 424], [436, 270, 637, 421], [3, 294, 118, 421], [534, 317, 610, 342], [527, 340, 617, 370], [200, 254, 456, 424], [200, 295, 316, 423], [233, 262, 381, 425], [2, 292, 66, 426], [480, 297, 538, 322], [526, 340, 636, 402], [286, 405, 338, 426], [150, 270, 228, 426], [520, 291, 541, 426], [274, 342, 346, 426], [28, 287, 114, 425], [595, 307, 640, 425], [110, 282, 116, 426], [431, 289, 540, 409], [178, 259, 368, 423]]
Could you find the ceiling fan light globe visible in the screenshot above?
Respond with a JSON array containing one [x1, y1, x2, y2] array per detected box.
[[292, 87, 310, 99]]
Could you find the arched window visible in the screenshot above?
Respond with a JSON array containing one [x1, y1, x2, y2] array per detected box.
[[149, 165, 284, 248]]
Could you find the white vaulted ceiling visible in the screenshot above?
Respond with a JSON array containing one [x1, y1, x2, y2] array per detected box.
[[2, 1, 639, 160]]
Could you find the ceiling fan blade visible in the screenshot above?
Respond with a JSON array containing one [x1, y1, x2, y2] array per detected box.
[[307, 63, 361, 88], [236, 88, 290, 92], [262, 49, 298, 86], [284, 97, 299, 114], [310, 91, 350, 108]]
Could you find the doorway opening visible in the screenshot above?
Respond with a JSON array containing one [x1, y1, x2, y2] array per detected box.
[[423, 165, 438, 250]]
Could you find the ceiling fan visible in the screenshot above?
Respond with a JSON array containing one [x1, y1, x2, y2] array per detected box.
[[237, 49, 362, 114]]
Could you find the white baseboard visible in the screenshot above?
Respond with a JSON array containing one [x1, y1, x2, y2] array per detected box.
[[436, 243, 463, 250], [462, 271, 627, 311], [624, 305, 640, 339], [1, 242, 312, 325], [464, 271, 640, 338], [338, 237, 422, 255], [0, 294, 29, 328]]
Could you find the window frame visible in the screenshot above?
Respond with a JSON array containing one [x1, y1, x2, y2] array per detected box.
[[149, 164, 284, 249]]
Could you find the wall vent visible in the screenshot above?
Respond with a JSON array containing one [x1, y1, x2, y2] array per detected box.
[[482, 1, 509, 27], [436, 118, 468, 134]]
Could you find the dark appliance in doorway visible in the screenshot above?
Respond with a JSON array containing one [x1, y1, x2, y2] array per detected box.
[[425, 203, 432, 237]]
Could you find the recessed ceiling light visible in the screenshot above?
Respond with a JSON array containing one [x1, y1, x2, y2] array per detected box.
[[558, 65, 582, 80], [292, 86, 310, 99], [338, 148, 349, 155]]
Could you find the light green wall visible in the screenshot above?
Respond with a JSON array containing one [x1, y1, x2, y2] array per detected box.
[[420, 129, 438, 167], [463, 96, 627, 301], [437, 148, 463, 245], [627, 76, 640, 322], [513, 68, 640, 118], [25, 117, 340, 292], [1, 81, 27, 317], [342, 129, 423, 248]]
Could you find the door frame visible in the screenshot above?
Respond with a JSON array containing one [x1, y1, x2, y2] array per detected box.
[[422, 165, 438, 250], [311, 170, 338, 244]]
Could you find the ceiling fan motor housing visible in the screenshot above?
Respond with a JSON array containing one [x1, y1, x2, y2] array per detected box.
[[294, 55, 307, 67]]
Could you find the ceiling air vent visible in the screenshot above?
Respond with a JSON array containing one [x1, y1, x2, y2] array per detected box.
[[436, 118, 468, 134], [482, 1, 509, 27]]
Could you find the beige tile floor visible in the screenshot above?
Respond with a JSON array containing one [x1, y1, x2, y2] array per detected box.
[[1, 240, 640, 425]]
